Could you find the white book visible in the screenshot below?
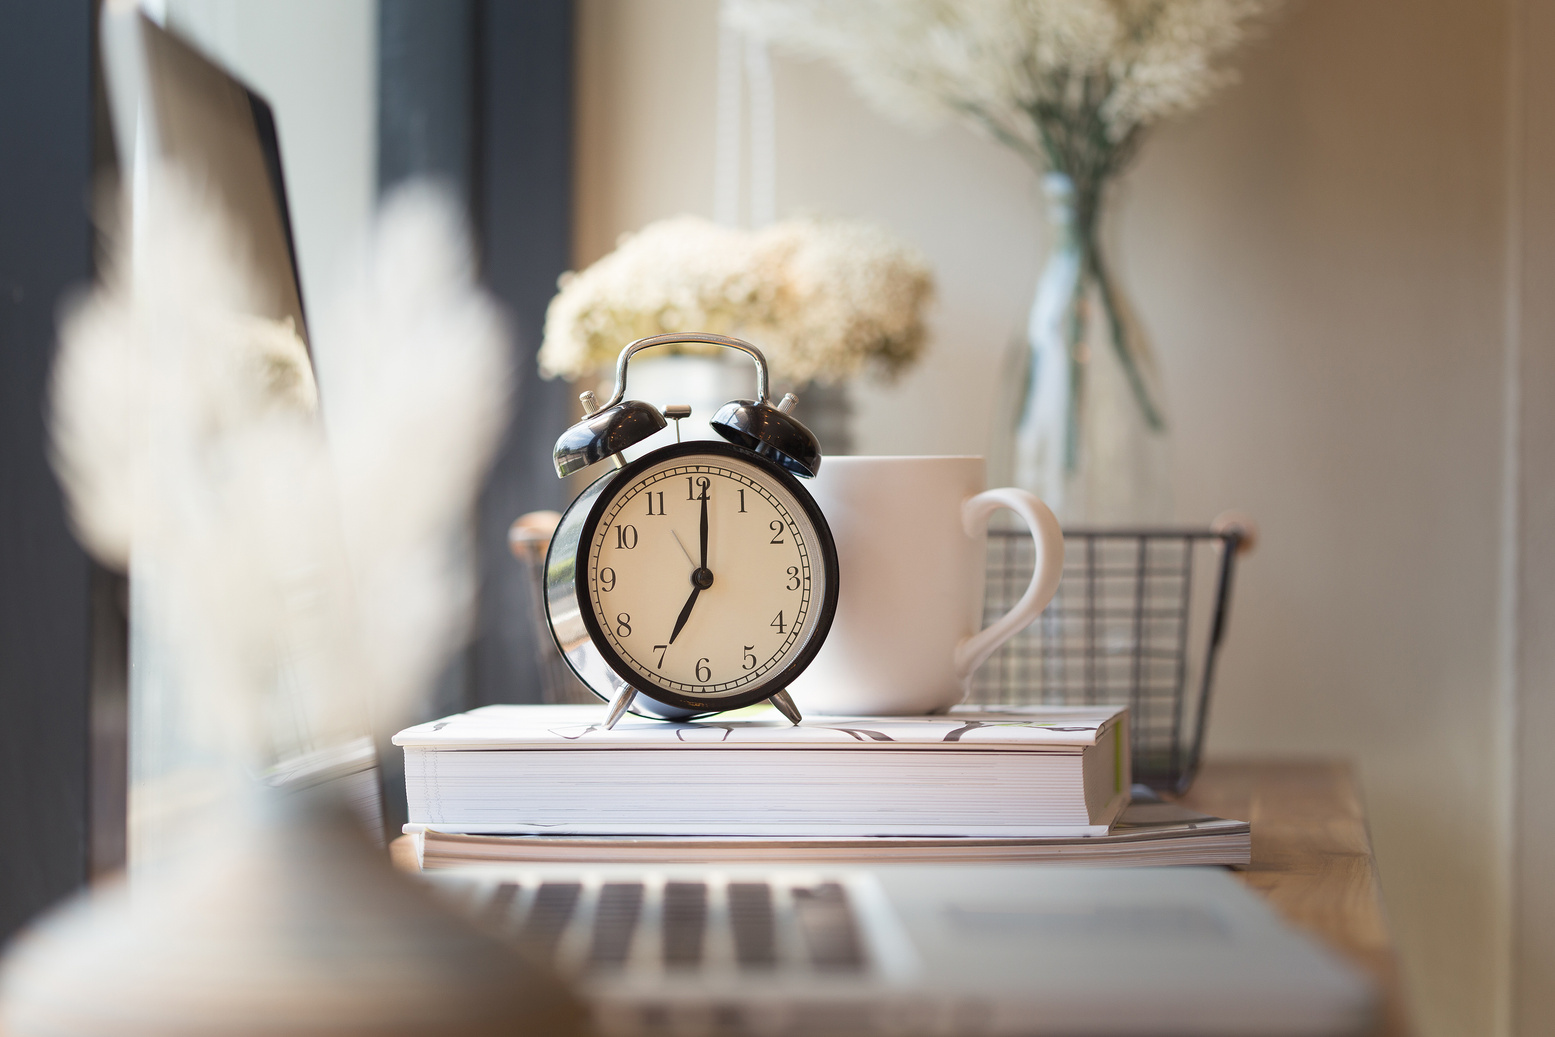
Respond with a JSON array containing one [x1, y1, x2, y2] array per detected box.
[[393, 703, 1129, 837]]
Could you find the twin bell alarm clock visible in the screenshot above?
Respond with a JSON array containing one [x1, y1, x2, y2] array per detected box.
[[543, 333, 840, 728]]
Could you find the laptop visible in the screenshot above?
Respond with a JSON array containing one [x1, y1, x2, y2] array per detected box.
[[425, 863, 1375, 1036], [98, 3, 384, 850]]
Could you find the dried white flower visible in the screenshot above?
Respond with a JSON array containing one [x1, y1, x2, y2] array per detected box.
[[539, 216, 764, 379], [313, 183, 511, 733], [49, 174, 509, 767], [50, 191, 320, 572], [758, 218, 934, 382], [237, 313, 317, 414], [540, 214, 934, 385], [728, 0, 1280, 181]]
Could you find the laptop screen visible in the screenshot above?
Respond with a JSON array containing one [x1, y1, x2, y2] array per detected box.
[[103, 7, 309, 351]]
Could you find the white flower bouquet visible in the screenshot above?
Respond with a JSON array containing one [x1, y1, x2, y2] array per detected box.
[[539, 214, 934, 386]]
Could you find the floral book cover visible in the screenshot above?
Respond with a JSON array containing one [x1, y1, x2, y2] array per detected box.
[[393, 703, 1126, 752]]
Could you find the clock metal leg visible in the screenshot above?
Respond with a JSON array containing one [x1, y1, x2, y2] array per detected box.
[[770, 689, 803, 726], [603, 687, 637, 729]]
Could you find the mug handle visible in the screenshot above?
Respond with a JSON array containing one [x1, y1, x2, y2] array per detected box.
[[953, 488, 1065, 683]]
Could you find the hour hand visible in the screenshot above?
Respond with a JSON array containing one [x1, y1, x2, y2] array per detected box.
[[668, 586, 700, 645]]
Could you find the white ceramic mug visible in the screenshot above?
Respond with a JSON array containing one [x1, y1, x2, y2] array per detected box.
[[788, 456, 1064, 716]]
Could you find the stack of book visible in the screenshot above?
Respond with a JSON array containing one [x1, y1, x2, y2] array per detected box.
[[393, 703, 1249, 869]]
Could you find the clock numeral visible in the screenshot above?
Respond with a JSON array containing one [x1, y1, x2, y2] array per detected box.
[[599, 567, 616, 592], [737, 488, 747, 513], [742, 645, 757, 670], [695, 658, 711, 683], [786, 566, 801, 591], [769, 520, 785, 544], [615, 613, 632, 637], [645, 491, 665, 516], [615, 524, 638, 550], [771, 610, 786, 634], [653, 644, 667, 669], [686, 476, 710, 501]]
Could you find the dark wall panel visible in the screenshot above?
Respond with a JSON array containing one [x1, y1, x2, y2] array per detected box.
[[376, 0, 483, 759], [470, 0, 576, 708], [0, 0, 96, 939], [378, 0, 478, 208], [374, 0, 575, 830]]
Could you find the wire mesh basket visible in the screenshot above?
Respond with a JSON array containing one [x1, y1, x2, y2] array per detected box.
[[967, 527, 1247, 794]]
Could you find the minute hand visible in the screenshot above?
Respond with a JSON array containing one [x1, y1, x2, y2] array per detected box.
[[699, 480, 709, 568]]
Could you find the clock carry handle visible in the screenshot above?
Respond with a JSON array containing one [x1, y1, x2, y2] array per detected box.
[[553, 333, 823, 479], [952, 489, 1065, 682], [599, 332, 773, 409]]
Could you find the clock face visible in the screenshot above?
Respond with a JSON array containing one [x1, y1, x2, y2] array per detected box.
[[581, 446, 833, 704]]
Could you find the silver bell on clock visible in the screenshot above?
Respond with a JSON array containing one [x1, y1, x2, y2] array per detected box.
[[543, 334, 840, 728]]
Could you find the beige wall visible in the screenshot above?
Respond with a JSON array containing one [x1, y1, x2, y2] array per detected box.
[[1133, 4, 1511, 1035], [578, 2, 1520, 1034], [1511, 0, 1555, 1032], [1126, 4, 1511, 1036]]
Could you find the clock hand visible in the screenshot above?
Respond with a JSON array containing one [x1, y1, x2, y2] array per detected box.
[[698, 478, 709, 571], [670, 528, 696, 569], [668, 481, 715, 643], [671, 479, 716, 646], [668, 586, 700, 645]]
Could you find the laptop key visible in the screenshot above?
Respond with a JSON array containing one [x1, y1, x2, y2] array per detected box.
[[588, 882, 645, 969], [792, 882, 866, 972], [727, 882, 777, 969], [481, 881, 522, 934], [519, 881, 582, 958], [662, 881, 708, 969]]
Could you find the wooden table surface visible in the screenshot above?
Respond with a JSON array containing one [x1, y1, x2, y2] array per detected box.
[[391, 758, 1410, 1036], [1178, 759, 1410, 1037]]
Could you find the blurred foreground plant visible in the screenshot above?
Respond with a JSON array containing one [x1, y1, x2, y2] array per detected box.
[[4, 174, 584, 1037], [50, 177, 509, 769]]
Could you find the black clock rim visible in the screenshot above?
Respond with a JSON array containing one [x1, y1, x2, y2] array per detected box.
[[572, 440, 840, 717]]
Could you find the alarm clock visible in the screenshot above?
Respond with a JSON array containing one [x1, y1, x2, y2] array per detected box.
[[543, 333, 840, 728]]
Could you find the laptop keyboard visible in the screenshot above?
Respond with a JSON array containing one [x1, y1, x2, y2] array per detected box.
[[458, 875, 871, 978]]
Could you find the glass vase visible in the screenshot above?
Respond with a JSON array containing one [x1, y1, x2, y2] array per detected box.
[[1007, 172, 1172, 525]]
